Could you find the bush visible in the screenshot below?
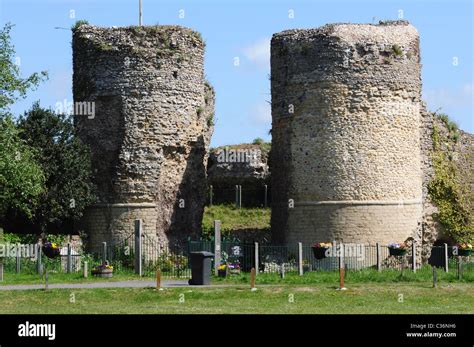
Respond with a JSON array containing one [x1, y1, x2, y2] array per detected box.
[[149, 252, 188, 273], [17, 103, 96, 232], [71, 20, 89, 31], [0, 116, 45, 219], [429, 123, 472, 243]]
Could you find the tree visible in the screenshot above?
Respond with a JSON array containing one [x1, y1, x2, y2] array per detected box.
[[0, 23, 47, 113], [17, 103, 96, 232], [0, 116, 45, 219]]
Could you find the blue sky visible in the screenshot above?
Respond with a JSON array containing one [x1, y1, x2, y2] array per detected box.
[[1, 0, 472, 147]]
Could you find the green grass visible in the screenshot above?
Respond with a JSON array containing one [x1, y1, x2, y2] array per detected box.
[[202, 204, 270, 237], [2, 265, 472, 286], [0, 283, 472, 314], [213, 266, 474, 285], [0, 271, 145, 285], [1, 265, 472, 314]]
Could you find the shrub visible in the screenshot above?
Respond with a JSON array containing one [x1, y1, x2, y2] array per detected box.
[[71, 20, 89, 31], [428, 123, 472, 243], [392, 44, 403, 57], [17, 103, 96, 232]]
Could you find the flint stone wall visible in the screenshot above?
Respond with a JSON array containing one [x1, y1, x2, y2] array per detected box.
[[271, 21, 423, 246], [73, 25, 214, 251]]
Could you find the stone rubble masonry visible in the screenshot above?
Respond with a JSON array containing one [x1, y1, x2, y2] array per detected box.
[[207, 143, 270, 205], [271, 21, 424, 246], [420, 112, 474, 261], [73, 25, 214, 252]]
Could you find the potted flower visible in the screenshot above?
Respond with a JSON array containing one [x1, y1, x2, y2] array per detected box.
[[92, 262, 113, 278], [388, 242, 407, 256], [457, 243, 472, 257], [312, 242, 331, 260], [42, 242, 60, 259], [217, 264, 227, 277], [228, 263, 241, 275]]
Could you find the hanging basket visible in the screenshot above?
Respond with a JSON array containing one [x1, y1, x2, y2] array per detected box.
[[389, 248, 407, 256], [312, 247, 328, 260], [42, 244, 60, 259], [458, 249, 472, 257]]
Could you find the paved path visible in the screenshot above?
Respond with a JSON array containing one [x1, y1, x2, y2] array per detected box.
[[0, 280, 192, 290]]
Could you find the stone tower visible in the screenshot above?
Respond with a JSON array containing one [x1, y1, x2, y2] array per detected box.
[[270, 21, 423, 245], [73, 25, 214, 251]]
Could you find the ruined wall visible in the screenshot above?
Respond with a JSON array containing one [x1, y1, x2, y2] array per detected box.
[[73, 25, 214, 251], [270, 21, 423, 245], [421, 110, 474, 260], [207, 143, 270, 206]]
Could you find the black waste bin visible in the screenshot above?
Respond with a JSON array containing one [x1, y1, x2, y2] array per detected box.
[[188, 251, 214, 285]]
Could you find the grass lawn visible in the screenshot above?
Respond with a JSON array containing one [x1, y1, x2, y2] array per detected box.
[[213, 265, 474, 284], [0, 282, 472, 314], [0, 272, 148, 285], [1, 265, 472, 285], [202, 204, 270, 236]]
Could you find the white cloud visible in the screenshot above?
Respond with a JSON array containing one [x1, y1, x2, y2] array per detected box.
[[423, 83, 474, 109], [243, 37, 270, 69], [250, 100, 271, 125]]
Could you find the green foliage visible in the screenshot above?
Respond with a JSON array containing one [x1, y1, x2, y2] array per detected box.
[[391, 44, 403, 56], [436, 113, 460, 143], [0, 232, 67, 245], [43, 234, 68, 246], [250, 138, 271, 157], [437, 113, 449, 124], [17, 103, 96, 231], [128, 25, 144, 34], [1, 232, 36, 244], [259, 141, 271, 158], [0, 116, 45, 219], [450, 131, 460, 143], [0, 23, 47, 112], [98, 42, 113, 51], [206, 113, 214, 127], [71, 20, 89, 31], [148, 252, 188, 273], [428, 123, 472, 243]]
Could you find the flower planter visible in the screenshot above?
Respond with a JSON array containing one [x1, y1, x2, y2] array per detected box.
[[229, 268, 241, 275], [458, 249, 472, 257], [92, 269, 113, 278], [389, 248, 407, 256], [42, 246, 60, 259], [312, 247, 328, 260], [217, 269, 227, 278]]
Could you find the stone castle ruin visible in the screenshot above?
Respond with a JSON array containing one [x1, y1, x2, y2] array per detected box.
[[73, 25, 214, 252], [72, 21, 472, 257], [271, 21, 428, 249]]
